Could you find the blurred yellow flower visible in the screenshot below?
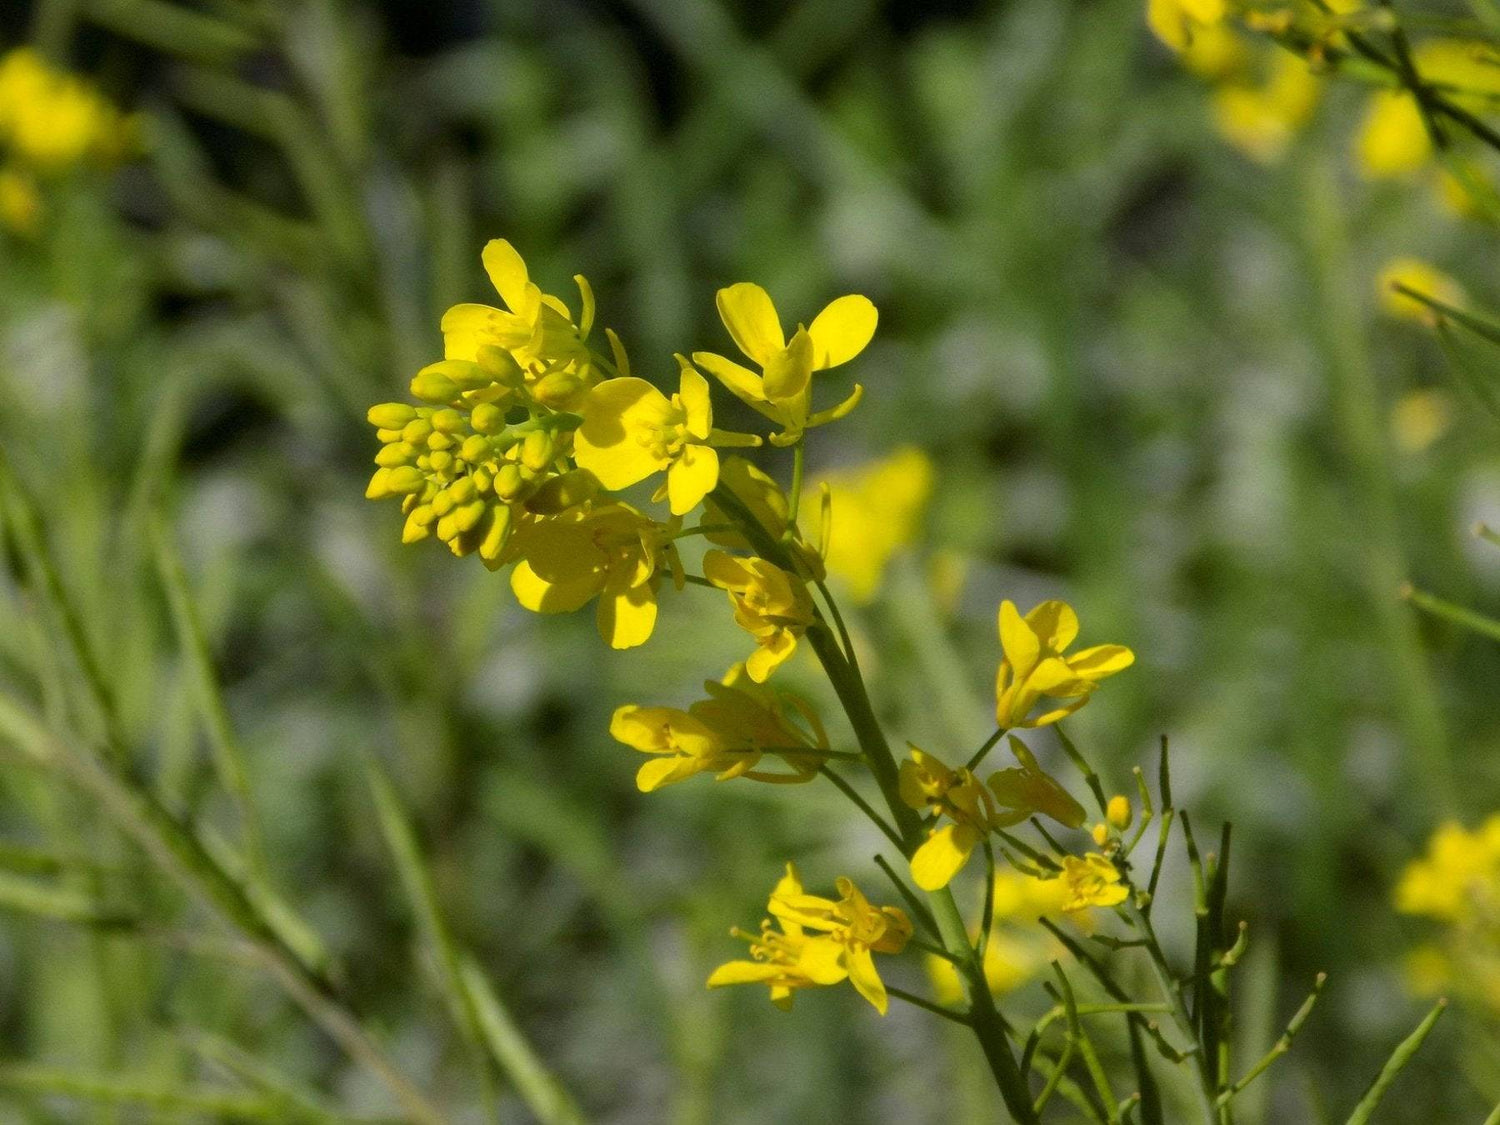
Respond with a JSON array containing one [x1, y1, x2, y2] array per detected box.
[[1395, 816, 1500, 923], [803, 446, 934, 604], [0, 165, 40, 236], [508, 503, 676, 649], [702, 550, 815, 681], [995, 600, 1134, 729], [708, 864, 911, 1014], [692, 283, 874, 444], [1389, 389, 1453, 454], [0, 48, 136, 172], [1357, 41, 1500, 179], [1146, 0, 1228, 58], [1376, 257, 1466, 322], [611, 663, 826, 791], [1211, 51, 1320, 164]]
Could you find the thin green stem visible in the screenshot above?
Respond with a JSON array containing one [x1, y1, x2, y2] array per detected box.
[[965, 727, 1006, 772], [1217, 974, 1326, 1107], [1400, 583, 1500, 642], [818, 767, 904, 852], [887, 986, 972, 1026], [784, 439, 806, 532], [1344, 999, 1447, 1125]]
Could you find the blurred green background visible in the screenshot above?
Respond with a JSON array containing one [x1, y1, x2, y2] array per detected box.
[[1, 0, 1498, 1120]]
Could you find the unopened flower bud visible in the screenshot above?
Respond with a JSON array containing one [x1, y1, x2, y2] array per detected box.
[[1107, 795, 1132, 831]]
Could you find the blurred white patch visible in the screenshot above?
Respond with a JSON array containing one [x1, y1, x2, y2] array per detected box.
[[2, 301, 87, 415]]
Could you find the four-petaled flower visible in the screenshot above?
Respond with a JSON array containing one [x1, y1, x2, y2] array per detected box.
[[702, 550, 815, 681], [708, 864, 911, 1014], [692, 283, 874, 445], [574, 357, 761, 515], [995, 599, 1134, 728], [508, 503, 679, 649]]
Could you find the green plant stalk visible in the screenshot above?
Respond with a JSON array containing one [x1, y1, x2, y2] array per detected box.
[[1123, 899, 1221, 1125], [1300, 156, 1455, 817], [1344, 999, 1447, 1125], [708, 481, 1038, 1123]]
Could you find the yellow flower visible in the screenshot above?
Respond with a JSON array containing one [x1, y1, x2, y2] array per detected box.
[[1389, 389, 1453, 455], [574, 358, 760, 515], [1376, 257, 1466, 323], [610, 663, 826, 790], [901, 748, 1013, 891], [0, 165, 40, 236], [802, 446, 934, 604], [702, 550, 815, 681], [1394, 816, 1500, 923], [708, 864, 911, 1014], [0, 49, 137, 172], [1356, 41, 1500, 179], [508, 503, 678, 649], [692, 283, 874, 444], [901, 742, 1085, 891], [440, 239, 604, 410], [995, 599, 1134, 729], [1146, 0, 1228, 57], [1056, 853, 1130, 911], [1210, 51, 1320, 164]]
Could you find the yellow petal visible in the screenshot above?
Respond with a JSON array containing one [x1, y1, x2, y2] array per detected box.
[[668, 445, 719, 515], [574, 377, 675, 489], [716, 282, 784, 366], [1024, 600, 1079, 651], [807, 294, 877, 369], [597, 580, 657, 649], [762, 327, 813, 403], [844, 945, 889, 1014], [1066, 644, 1135, 681], [707, 960, 784, 987], [637, 756, 703, 792], [677, 360, 713, 438], [746, 630, 797, 682], [481, 239, 531, 313], [796, 937, 849, 985], [440, 303, 501, 361], [1357, 90, 1430, 179], [910, 824, 978, 891], [692, 350, 767, 405], [998, 600, 1041, 679], [510, 559, 602, 613]]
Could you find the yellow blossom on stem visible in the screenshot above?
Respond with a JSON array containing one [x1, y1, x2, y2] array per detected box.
[[708, 864, 911, 1014], [440, 239, 604, 410], [900, 742, 1085, 890], [1146, 0, 1227, 57], [702, 550, 815, 681], [1376, 257, 1466, 323], [574, 357, 760, 515], [508, 502, 679, 649], [1356, 40, 1500, 179], [692, 283, 874, 445], [801, 445, 934, 604], [610, 663, 827, 791], [1056, 853, 1130, 911], [995, 599, 1134, 728]]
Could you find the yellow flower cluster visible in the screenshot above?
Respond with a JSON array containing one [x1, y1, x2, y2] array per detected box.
[[365, 241, 872, 653], [0, 48, 137, 235], [1147, 0, 1331, 163], [1395, 815, 1500, 1012], [707, 864, 912, 1014], [366, 241, 1141, 1026]]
